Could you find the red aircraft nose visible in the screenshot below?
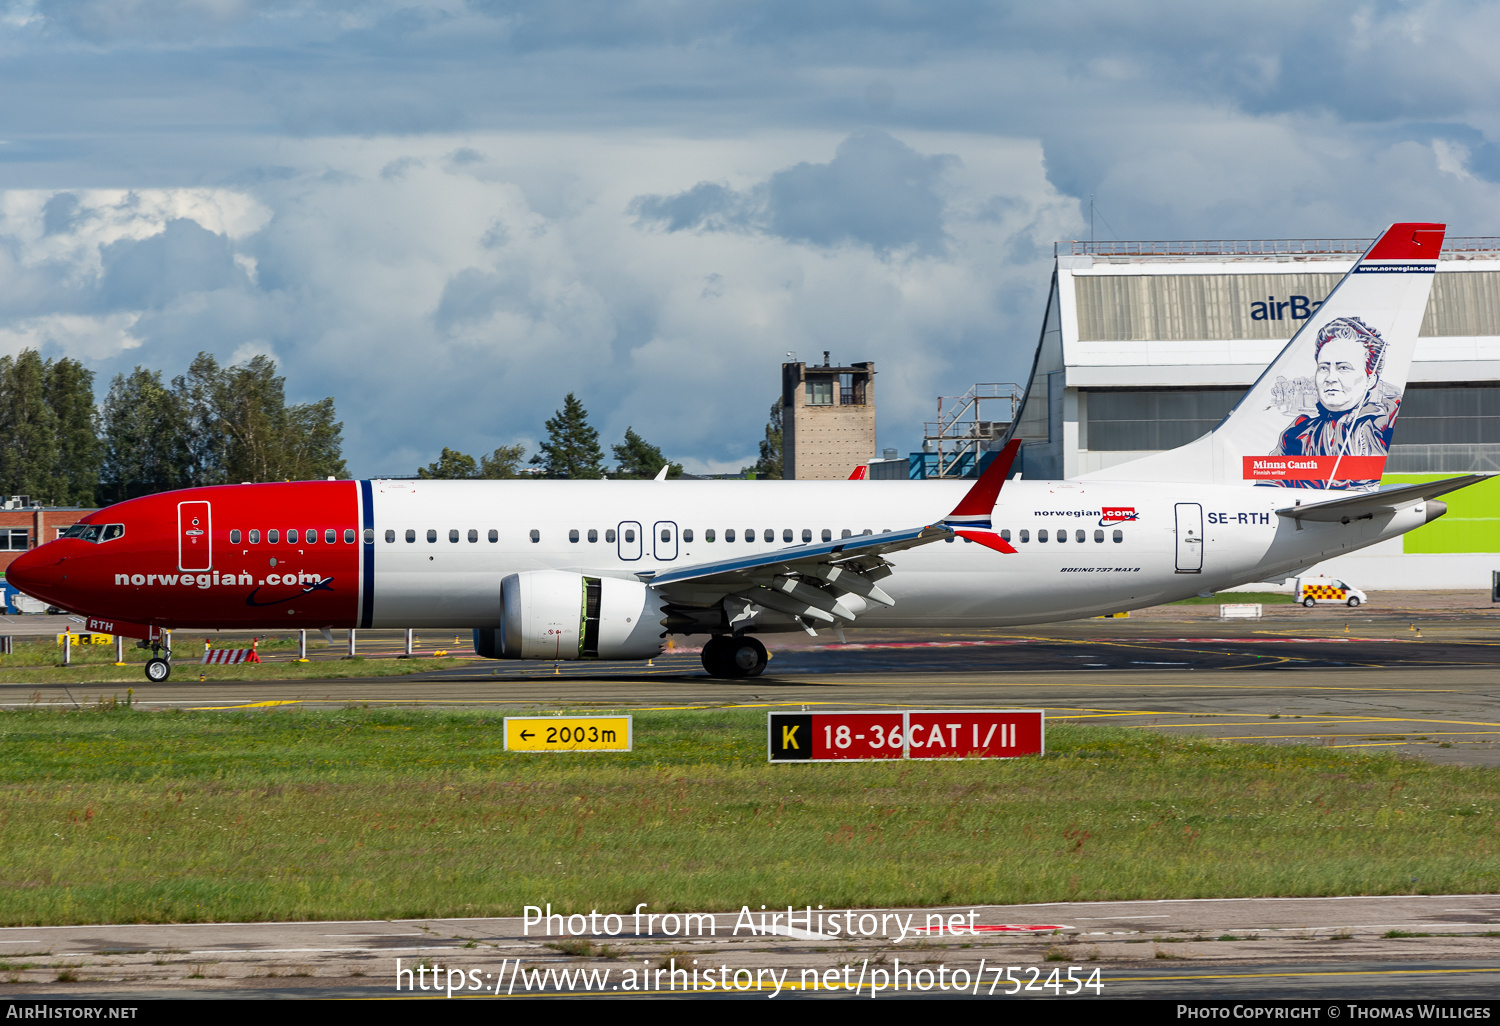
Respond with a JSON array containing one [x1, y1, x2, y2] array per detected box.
[[5, 544, 67, 605]]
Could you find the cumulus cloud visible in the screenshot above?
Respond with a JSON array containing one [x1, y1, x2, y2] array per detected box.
[[632, 131, 957, 255]]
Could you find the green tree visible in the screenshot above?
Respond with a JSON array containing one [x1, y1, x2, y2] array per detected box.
[[478, 444, 527, 479], [612, 427, 682, 479], [418, 447, 479, 479], [748, 400, 782, 479], [100, 368, 190, 502], [531, 393, 605, 479], [0, 350, 60, 502], [173, 352, 345, 484], [45, 357, 102, 506]]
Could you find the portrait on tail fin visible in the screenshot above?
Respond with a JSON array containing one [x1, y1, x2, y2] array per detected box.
[[1270, 316, 1399, 489]]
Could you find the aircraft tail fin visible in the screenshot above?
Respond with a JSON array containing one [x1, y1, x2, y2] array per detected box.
[[1081, 222, 1445, 490]]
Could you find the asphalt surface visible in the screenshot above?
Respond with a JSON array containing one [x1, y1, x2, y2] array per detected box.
[[7, 598, 1500, 765], [0, 896, 1496, 999]]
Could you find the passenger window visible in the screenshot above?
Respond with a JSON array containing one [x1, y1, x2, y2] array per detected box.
[[385, 529, 395, 543], [345, 529, 355, 544], [426, 529, 436, 543], [488, 529, 498, 542], [622, 528, 634, 543], [530, 529, 540, 543], [288, 529, 299, 544], [1000, 529, 1011, 542], [1113, 529, 1123, 543], [326, 529, 336, 544], [1056, 529, 1067, 544], [725, 529, 736, 542], [1094, 529, 1104, 543], [783, 529, 793, 543], [362, 529, 373, 544], [745, 529, 756, 542], [765, 529, 775, 542], [606, 529, 616, 543], [269, 529, 280, 544], [249, 530, 260, 544], [449, 529, 459, 543], [468, 529, 478, 543], [588, 529, 598, 543], [1075, 529, 1085, 543], [683, 529, 693, 542], [307, 529, 317, 545], [1019, 529, 1030, 543], [231, 529, 242, 544], [569, 529, 580, 543], [1038, 529, 1048, 542], [862, 529, 872, 536], [406, 529, 416, 543], [706, 529, 716, 542], [661, 528, 671, 542], [841, 529, 851, 538], [821, 529, 831, 542]]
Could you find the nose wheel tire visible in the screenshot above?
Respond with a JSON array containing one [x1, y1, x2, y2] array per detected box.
[[145, 658, 171, 682], [701, 636, 768, 678]]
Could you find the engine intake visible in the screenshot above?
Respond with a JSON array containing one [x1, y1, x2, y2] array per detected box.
[[473, 570, 665, 661]]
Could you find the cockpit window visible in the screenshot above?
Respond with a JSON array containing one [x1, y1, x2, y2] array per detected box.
[[63, 523, 124, 544]]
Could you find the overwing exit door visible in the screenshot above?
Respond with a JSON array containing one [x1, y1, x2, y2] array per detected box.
[[1174, 502, 1203, 574], [617, 521, 642, 561], [653, 521, 678, 560], [178, 501, 212, 571]]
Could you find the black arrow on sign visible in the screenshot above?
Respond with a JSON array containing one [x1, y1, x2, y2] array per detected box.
[[520, 730, 534, 740]]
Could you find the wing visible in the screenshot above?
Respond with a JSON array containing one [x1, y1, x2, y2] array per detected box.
[[648, 441, 1020, 635], [1275, 474, 1487, 523]]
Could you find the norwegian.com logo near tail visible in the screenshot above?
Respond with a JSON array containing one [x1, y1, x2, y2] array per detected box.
[[1082, 223, 1445, 493]]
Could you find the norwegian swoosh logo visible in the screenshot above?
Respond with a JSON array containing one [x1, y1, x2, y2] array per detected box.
[[245, 577, 335, 607]]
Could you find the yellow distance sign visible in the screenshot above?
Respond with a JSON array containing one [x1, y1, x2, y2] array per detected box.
[[505, 716, 632, 753]]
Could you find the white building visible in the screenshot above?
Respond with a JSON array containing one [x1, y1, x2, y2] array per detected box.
[[1010, 236, 1500, 589]]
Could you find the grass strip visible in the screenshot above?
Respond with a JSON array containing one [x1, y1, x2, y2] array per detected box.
[[0, 706, 1495, 924]]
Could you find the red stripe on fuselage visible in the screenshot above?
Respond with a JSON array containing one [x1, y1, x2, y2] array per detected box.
[[8, 482, 361, 630]]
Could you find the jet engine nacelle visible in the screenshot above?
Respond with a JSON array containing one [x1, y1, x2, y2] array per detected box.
[[473, 570, 666, 661]]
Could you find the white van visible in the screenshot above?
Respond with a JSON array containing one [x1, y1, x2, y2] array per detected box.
[[1294, 576, 1368, 608]]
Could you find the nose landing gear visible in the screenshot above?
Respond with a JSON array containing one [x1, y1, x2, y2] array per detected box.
[[140, 637, 171, 682], [701, 635, 768, 678]]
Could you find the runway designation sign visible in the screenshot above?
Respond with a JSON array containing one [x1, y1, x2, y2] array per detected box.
[[505, 715, 632, 753], [768, 709, 1043, 762]]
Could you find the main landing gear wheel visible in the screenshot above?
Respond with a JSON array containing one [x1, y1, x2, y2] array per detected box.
[[145, 658, 171, 682], [1303, 597, 1316, 608], [701, 636, 768, 679]]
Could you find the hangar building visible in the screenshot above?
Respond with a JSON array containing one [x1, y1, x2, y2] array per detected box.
[[1009, 236, 1500, 589]]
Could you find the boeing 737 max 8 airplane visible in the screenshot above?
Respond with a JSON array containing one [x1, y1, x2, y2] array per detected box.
[[7, 223, 1484, 681]]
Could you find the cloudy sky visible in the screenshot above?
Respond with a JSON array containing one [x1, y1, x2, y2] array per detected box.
[[2, 1, 1497, 476]]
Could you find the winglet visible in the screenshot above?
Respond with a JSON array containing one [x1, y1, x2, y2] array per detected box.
[[939, 439, 1020, 553]]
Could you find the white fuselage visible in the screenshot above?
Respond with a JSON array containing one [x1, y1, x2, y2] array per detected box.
[[365, 479, 1423, 629]]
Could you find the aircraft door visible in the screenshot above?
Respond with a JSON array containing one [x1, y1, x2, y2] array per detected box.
[[653, 521, 678, 561], [178, 500, 212, 572], [1174, 502, 1203, 574], [617, 521, 642, 561]]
